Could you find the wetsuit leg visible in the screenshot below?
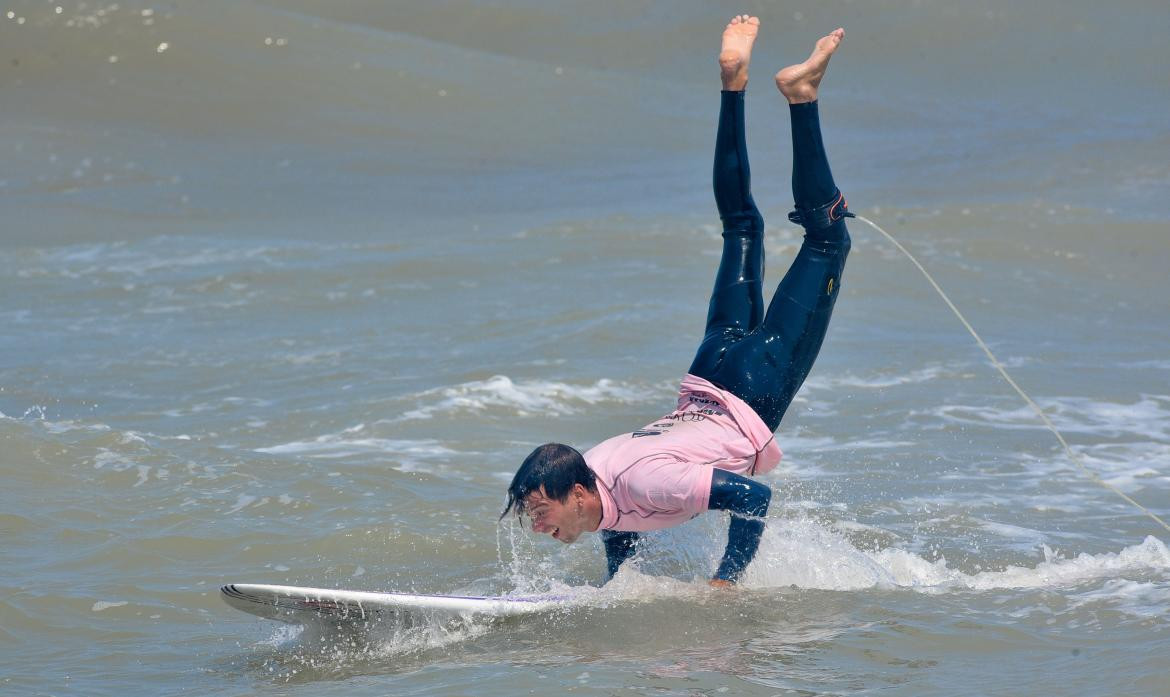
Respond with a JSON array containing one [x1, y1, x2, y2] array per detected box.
[[689, 90, 767, 379], [789, 101, 840, 212], [703, 101, 850, 431]]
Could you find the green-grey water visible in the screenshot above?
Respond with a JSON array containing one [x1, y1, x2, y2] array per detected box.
[[3, 1, 1169, 695]]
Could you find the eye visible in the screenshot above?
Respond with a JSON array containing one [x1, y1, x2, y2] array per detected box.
[[529, 506, 549, 523]]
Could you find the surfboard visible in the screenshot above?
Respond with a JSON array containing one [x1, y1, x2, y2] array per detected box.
[[221, 583, 565, 624]]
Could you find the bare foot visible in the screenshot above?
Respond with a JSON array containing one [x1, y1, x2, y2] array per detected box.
[[774, 28, 845, 104], [719, 14, 760, 91]]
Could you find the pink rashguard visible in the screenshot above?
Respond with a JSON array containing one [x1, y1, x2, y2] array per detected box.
[[584, 374, 782, 532]]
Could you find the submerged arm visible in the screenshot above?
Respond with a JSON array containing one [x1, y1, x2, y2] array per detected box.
[[707, 469, 772, 583], [600, 529, 640, 580]]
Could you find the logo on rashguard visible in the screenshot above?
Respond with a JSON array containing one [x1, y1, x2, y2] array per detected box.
[[688, 396, 723, 407], [631, 430, 662, 438]]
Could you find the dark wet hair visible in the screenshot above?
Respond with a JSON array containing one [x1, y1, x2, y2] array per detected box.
[[500, 443, 596, 520]]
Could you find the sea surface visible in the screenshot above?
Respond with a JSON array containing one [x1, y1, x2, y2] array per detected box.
[[3, 1, 1169, 695]]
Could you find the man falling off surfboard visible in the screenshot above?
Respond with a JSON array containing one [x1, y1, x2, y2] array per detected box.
[[503, 16, 854, 587]]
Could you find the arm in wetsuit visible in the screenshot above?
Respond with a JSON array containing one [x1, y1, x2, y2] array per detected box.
[[600, 529, 639, 579], [600, 469, 772, 583], [707, 468, 771, 582]]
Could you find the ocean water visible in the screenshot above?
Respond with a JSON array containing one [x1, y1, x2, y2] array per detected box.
[[2, 1, 1169, 695]]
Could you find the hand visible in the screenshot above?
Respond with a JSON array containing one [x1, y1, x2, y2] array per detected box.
[[708, 578, 734, 589]]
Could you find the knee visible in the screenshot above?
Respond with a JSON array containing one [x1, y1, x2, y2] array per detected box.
[[722, 211, 764, 235], [805, 221, 850, 259]]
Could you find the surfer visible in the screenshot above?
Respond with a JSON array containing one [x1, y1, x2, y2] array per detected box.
[[502, 16, 852, 587]]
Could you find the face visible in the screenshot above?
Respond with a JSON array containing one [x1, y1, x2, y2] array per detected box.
[[524, 485, 588, 544]]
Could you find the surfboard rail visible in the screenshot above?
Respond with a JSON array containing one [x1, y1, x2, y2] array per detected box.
[[221, 583, 564, 623]]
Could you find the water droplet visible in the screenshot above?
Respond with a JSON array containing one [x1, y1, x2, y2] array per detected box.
[[156, 42, 169, 53]]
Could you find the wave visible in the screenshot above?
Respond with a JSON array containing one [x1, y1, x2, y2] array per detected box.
[[745, 519, 1170, 593], [256, 426, 459, 470], [10, 235, 364, 278], [400, 375, 655, 420], [804, 364, 953, 391], [499, 513, 1170, 600], [927, 394, 1170, 441]]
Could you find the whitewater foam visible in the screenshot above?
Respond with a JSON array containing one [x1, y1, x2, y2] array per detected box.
[[1067, 578, 1170, 620]]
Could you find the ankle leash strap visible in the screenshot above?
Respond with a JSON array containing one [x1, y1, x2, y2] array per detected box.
[[788, 190, 855, 230]]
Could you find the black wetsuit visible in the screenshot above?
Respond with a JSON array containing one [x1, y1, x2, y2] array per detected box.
[[602, 91, 851, 583]]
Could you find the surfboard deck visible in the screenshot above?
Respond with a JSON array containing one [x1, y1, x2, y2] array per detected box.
[[221, 583, 565, 623]]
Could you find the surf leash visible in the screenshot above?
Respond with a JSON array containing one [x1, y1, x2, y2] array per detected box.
[[854, 214, 1170, 535]]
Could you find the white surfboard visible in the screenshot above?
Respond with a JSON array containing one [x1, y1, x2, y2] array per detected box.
[[221, 583, 566, 624]]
